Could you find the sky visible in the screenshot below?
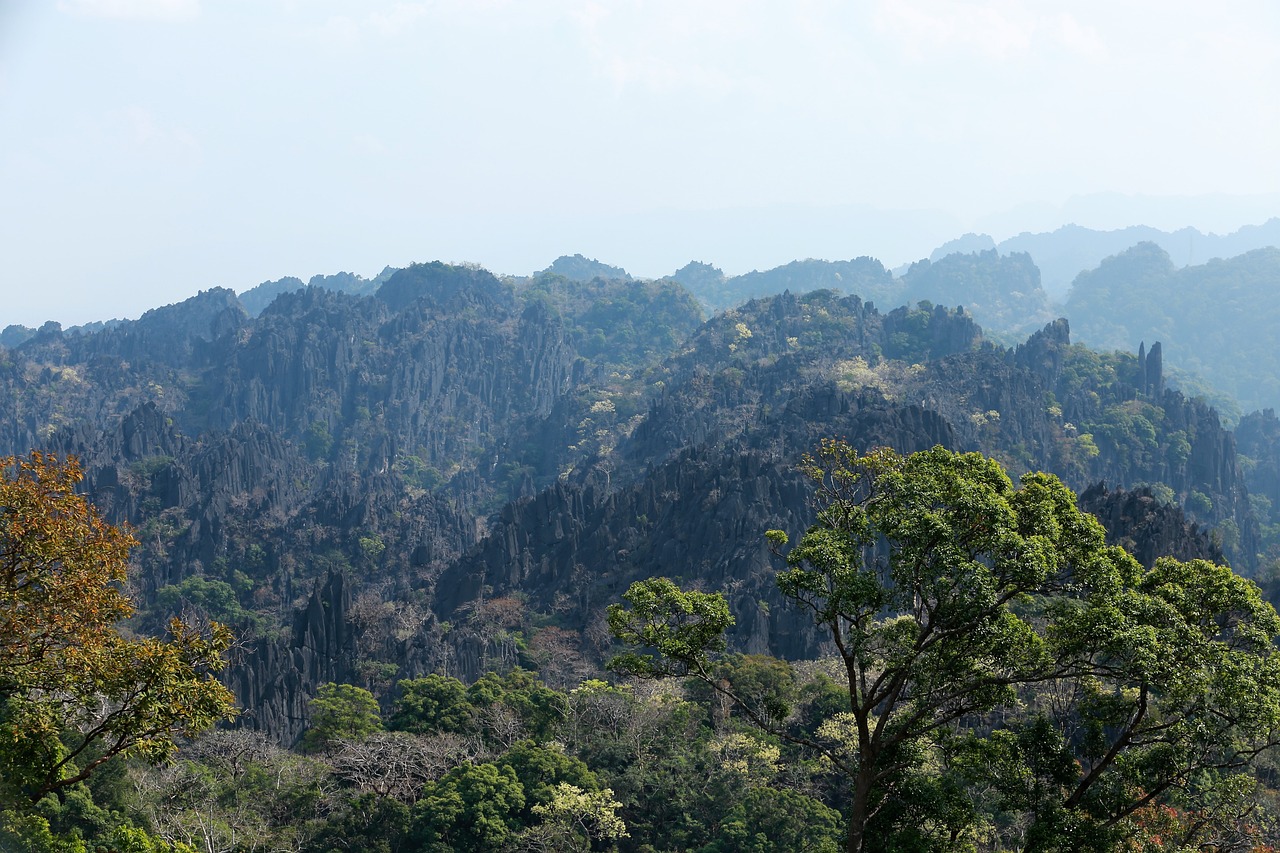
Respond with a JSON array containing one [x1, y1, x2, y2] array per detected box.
[[2, 0, 1279, 328]]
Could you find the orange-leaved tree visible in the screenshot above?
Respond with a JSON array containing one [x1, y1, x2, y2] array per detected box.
[[0, 452, 237, 804]]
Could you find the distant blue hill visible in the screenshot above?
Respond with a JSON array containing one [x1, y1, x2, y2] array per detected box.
[[926, 219, 1280, 300]]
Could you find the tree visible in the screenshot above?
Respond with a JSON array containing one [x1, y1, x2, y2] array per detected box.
[[989, 554, 1280, 851], [301, 683, 382, 752], [512, 782, 628, 853], [328, 731, 479, 801], [409, 763, 526, 852], [389, 674, 475, 736], [133, 730, 329, 853], [0, 452, 236, 805], [498, 740, 600, 818], [305, 793, 410, 853], [466, 669, 568, 743], [698, 786, 843, 853], [609, 441, 1280, 852]]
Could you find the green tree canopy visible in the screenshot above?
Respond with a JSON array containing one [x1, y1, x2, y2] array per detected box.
[[498, 739, 600, 819], [302, 683, 382, 752], [698, 785, 843, 853], [389, 674, 475, 736], [610, 441, 1280, 852], [410, 762, 526, 852]]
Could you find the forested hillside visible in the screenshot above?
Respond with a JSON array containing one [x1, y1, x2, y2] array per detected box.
[[1065, 243, 1280, 414], [5, 255, 1280, 851], [639, 231, 1280, 416]]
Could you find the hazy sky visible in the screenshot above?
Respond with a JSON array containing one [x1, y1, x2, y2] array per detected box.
[[2, 1, 1279, 327]]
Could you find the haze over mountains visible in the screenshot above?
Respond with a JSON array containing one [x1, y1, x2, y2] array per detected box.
[[931, 217, 1280, 298], [223, 216, 1280, 311], [186, 216, 1280, 418], [9, 216, 1280, 418]]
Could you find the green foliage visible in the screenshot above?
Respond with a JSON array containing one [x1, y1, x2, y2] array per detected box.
[[561, 680, 720, 848], [472, 669, 568, 743], [483, 739, 621, 849], [607, 578, 735, 680], [685, 654, 798, 727], [103, 824, 196, 853], [0, 794, 195, 853], [794, 671, 850, 736], [1067, 243, 1280, 414], [519, 782, 629, 852], [393, 454, 443, 491], [674, 256, 897, 314], [612, 441, 1280, 851], [527, 275, 704, 371], [0, 811, 87, 853], [1188, 489, 1214, 517], [389, 669, 568, 748], [358, 534, 386, 562], [499, 740, 599, 812], [410, 763, 526, 852], [302, 683, 382, 752], [303, 421, 333, 460], [1090, 399, 1164, 476], [127, 455, 175, 482], [305, 793, 409, 853], [150, 576, 257, 628], [389, 674, 475, 736], [134, 730, 329, 853], [900, 250, 1054, 341], [698, 786, 843, 853]]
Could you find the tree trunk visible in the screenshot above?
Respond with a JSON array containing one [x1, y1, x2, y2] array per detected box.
[[846, 764, 876, 853]]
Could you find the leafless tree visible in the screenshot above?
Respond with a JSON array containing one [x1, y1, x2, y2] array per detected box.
[[328, 731, 484, 802]]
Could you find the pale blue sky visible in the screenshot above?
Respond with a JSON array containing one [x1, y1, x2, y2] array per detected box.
[[2, 1, 1278, 327]]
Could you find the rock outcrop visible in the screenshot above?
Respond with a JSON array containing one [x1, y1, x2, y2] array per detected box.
[[1078, 482, 1223, 568], [228, 571, 356, 746]]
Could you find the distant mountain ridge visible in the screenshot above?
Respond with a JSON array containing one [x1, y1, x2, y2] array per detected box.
[[238, 266, 399, 317], [9, 221, 1280, 421], [986, 218, 1280, 299], [1064, 242, 1280, 415]]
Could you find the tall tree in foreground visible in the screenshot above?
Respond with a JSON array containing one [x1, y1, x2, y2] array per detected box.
[[609, 441, 1280, 852], [0, 452, 236, 806]]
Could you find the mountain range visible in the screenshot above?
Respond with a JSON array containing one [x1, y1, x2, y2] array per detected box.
[[5, 240, 1279, 744]]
